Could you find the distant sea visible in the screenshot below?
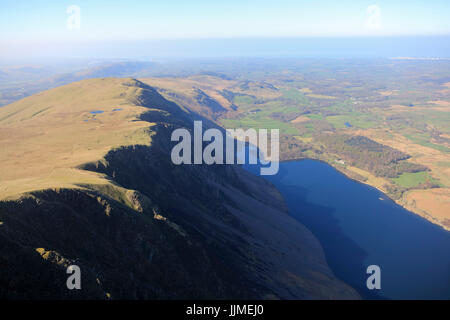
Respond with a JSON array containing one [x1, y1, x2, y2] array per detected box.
[[143, 36, 450, 59], [119, 36, 450, 59], [7, 36, 449, 63]]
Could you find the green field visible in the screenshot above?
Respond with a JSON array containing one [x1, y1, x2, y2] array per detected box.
[[221, 116, 299, 135], [404, 133, 450, 153], [233, 95, 256, 109], [326, 113, 378, 129], [281, 88, 310, 104], [392, 171, 432, 188]]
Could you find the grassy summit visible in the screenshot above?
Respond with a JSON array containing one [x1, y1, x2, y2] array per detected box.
[[0, 78, 156, 199]]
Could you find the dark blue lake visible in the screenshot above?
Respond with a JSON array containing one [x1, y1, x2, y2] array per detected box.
[[245, 159, 450, 299]]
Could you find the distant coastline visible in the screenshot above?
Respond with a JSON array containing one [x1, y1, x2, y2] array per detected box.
[[390, 57, 450, 60]]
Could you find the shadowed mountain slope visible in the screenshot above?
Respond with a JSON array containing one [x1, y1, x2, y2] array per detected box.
[[0, 78, 359, 299]]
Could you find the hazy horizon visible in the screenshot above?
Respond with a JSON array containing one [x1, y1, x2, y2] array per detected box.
[[1, 1, 450, 63], [1, 36, 450, 65]]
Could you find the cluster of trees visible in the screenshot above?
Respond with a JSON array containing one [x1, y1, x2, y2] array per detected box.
[[374, 161, 429, 178], [316, 134, 428, 178], [279, 136, 315, 161]]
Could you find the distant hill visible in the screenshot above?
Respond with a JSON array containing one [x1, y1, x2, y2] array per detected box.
[[0, 78, 359, 299], [0, 62, 155, 107], [45, 61, 155, 87]]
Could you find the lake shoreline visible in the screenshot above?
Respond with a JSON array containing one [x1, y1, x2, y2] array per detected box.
[[277, 156, 450, 232], [247, 158, 450, 299]]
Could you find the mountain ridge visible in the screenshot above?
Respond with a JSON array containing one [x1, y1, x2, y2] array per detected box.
[[0, 78, 359, 299]]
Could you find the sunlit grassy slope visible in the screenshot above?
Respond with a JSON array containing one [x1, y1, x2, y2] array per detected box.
[[0, 78, 157, 199]]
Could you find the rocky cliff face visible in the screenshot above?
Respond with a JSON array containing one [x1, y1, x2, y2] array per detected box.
[[0, 78, 359, 299]]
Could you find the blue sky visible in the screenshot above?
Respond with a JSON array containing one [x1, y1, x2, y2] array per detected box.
[[2, 0, 450, 40], [1, 0, 450, 60]]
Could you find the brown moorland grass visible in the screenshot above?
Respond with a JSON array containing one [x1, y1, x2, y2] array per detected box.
[[0, 78, 156, 199], [404, 188, 450, 229], [290, 115, 311, 123], [140, 77, 240, 112]]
